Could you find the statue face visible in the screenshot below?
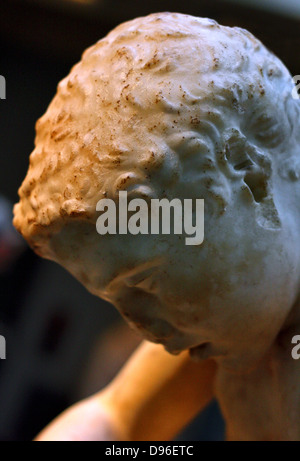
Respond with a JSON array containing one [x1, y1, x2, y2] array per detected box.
[[50, 164, 300, 373], [12, 12, 300, 372]]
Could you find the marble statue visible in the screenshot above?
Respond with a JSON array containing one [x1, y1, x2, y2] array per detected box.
[[13, 12, 300, 441]]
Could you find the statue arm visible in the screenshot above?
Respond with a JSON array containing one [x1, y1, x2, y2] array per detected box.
[[99, 340, 216, 440], [35, 341, 216, 441]]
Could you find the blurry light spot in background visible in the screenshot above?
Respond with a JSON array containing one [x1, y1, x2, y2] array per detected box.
[[29, 0, 99, 11], [227, 0, 300, 19], [40, 310, 69, 354], [64, 0, 97, 4]]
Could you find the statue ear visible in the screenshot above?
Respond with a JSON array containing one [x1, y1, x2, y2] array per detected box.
[[222, 129, 281, 230]]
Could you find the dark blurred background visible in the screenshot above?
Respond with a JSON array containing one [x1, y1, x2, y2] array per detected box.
[[0, 0, 299, 441]]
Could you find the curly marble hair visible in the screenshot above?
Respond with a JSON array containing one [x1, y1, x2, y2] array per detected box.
[[13, 12, 300, 255]]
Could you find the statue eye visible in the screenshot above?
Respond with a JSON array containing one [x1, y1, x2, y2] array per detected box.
[[113, 172, 140, 193], [125, 271, 154, 289], [112, 173, 155, 203], [126, 185, 155, 202]]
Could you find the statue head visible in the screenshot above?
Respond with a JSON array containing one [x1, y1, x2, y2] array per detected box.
[[13, 12, 300, 371]]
